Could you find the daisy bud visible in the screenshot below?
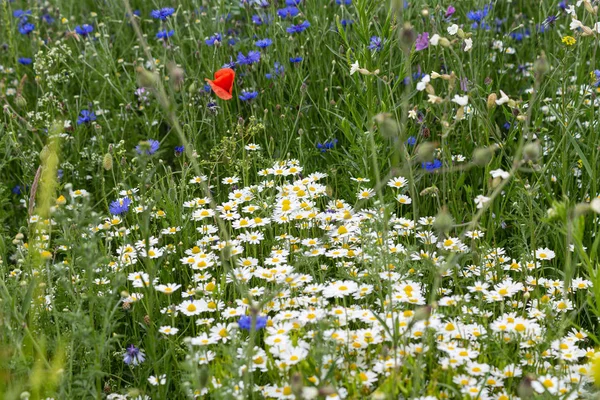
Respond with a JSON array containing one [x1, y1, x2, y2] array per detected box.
[[421, 8, 429, 17], [533, 52, 549, 81], [472, 146, 497, 166], [523, 142, 541, 162], [136, 66, 160, 89], [103, 153, 113, 171], [517, 375, 535, 399], [438, 37, 451, 47], [15, 94, 27, 108], [374, 113, 399, 139], [433, 207, 454, 233], [187, 82, 197, 94], [399, 23, 416, 53], [487, 93, 497, 109], [417, 142, 437, 163]]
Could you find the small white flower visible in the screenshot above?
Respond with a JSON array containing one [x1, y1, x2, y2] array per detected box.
[[430, 34, 441, 46], [447, 24, 459, 36], [416, 74, 431, 91], [495, 90, 510, 106], [490, 169, 509, 179], [452, 95, 469, 106], [464, 38, 473, 52]]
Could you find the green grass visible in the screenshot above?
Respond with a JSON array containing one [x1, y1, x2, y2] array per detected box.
[[1, 0, 600, 399]]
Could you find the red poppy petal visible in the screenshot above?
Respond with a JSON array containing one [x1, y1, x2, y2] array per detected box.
[[205, 79, 233, 100], [205, 68, 235, 100]]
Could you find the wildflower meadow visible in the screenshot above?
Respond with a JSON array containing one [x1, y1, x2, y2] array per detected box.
[[2, 0, 600, 399]]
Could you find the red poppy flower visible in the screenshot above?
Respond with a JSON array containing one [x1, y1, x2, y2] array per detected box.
[[205, 68, 235, 100]]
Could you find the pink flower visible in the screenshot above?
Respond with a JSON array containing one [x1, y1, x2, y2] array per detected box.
[[415, 32, 429, 51]]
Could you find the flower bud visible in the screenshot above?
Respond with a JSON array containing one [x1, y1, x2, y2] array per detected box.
[[487, 93, 497, 109], [433, 207, 454, 233], [472, 146, 497, 166], [417, 142, 437, 163], [136, 66, 159, 89], [523, 141, 541, 162], [103, 153, 113, 171], [399, 23, 416, 53]]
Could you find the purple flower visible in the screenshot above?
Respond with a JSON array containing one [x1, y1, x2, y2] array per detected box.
[[123, 344, 145, 366], [205, 33, 222, 46], [238, 315, 268, 331], [239, 90, 258, 101], [19, 22, 35, 35], [75, 24, 94, 36], [415, 32, 429, 51], [136, 139, 160, 155], [109, 197, 132, 215], [277, 6, 299, 18], [77, 109, 96, 125], [286, 20, 310, 34], [255, 38, 273, 48], [237, 51, 261, 65], [369, 36, 382, 51], [317, 139, 338, 152], [445, 5, 456, 18], [150, 7, 175, 20], [421, 159, 442, 171], [156, 29, 174, 40]]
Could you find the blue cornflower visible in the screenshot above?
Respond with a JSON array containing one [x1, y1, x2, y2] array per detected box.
[[205, 33, 222, 46], [503, 122, 511, 130], [421, 159, 442, 171], [150, 7, 175, 20], [18, 57, 32, 65], [255, 38, 273, 48], [238, 315, 268, 331], [593, 70, 600, 87], [266, 62, 284, 79], [290, 56, 303, 63], [277, 6, 299, 18], [13, 10, 32, 19], [250, 0, 270, 7], [252, 14, 273, 25], [42, 14, 55, 24], [77, 110, 96, 125], [286, 20, 310, 34], [340, 19, 353, 28], [237, 51, 261, 65], [12, 185, 24, 195], [336, 0, 351, 4], [75, 24, 94, 36], [156, 29, 174, 40], [558, 1, 568, 10], [467, 4, 491, 29], [123, 345, 145, 366], [174, 145, 185, 156], [544, 15, 558, 26], [109, 197, 132, 215], [406, 136, 417, 146], [136, 139, 160, 155], [316, 139, 338, 152], [239, 90, 258, 101], [369, 36, 382, 51], [285, 0, 302, 5], [19, 22, 35, 35]]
